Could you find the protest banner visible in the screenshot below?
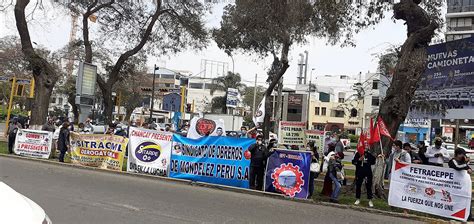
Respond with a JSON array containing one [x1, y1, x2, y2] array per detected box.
[[388, 161, 472, 221], [305, 130, 325, 151], [70, 133, 129, 171], [14, 129, 53, 159], [264, 149, 311, 199], [170, 134, 255, 188], [128, 127, 172, 177], [186, 117, 226, 139], [279, 121, 306, 146]]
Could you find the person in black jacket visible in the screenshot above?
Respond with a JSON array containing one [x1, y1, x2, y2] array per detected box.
[[58, 122, 71, 162], [248, 135, 272, 190], [448, 148, 473, 220], [404, 143, 422, 164], [352, 149, 376, 207]]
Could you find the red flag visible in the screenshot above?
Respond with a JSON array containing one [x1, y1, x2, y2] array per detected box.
[[377, 117, 394, 140], [368, 117, 380, 145], [357, 131, 366, 155]]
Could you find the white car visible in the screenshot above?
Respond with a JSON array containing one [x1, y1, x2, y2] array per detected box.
[[0, 182, 51, 224]]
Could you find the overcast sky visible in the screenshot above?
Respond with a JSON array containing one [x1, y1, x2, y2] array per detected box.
[[0, 2, 446, 88]]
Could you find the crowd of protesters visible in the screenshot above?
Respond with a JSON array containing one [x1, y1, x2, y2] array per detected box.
[[4, 116, 473, 219]]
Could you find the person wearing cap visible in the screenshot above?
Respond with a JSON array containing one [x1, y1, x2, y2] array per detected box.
[[448, 148, 473, 221], [248, 135, 272, 190], [403, 143, 421, 164], [426, 137, 450, 167]]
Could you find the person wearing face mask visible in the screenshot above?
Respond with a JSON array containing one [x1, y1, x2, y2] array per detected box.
[[239, 126, 248, 138], [114, 124, 127, 137], [248, 135, 272, 190], [426, 137, 450, 167]]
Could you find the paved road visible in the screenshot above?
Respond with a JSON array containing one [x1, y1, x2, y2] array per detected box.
[[0, 157, 421, 224]]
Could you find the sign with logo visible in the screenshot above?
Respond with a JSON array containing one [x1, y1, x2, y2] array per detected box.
[[279, 121, 306, 146], [389, 161, 472, 221], [305, 130, 325, 152], [186, 117, 226, 139], [226, 88, 240, 108], [14, 129, 53, 159], [128, 127, 172, 177], [170, 135, 255, 188], [288, 94, 303, 106], [70, 133, 129, 171], [404, 118, 430, 128], [264, 149, 311, 199], [443, 127, 454, 142]]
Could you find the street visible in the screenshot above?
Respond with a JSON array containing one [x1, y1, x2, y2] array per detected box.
[[0, 157, 421, 224]]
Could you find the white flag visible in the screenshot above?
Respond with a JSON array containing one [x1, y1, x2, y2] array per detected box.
[[253, 96, 265, 125]]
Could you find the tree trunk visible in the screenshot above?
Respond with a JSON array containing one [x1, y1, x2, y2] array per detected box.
[[263, 42, 290, 140], [371, 0, 438, 198], [273, 79, 283, 134], [67, 92, 79, 124], [14, 0, 58, 127]]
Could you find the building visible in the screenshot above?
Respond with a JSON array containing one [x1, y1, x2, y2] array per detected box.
[[186, 77, 225, 113], [446, 0, 474, 42], [307, 74, 363, 134]]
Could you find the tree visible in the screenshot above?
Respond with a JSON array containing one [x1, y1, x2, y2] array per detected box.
[[371, 0, 441, 198], [62, 0, 208, 123], [210, 71, 246, 114], [13, 1, 61, 126], [213, 0, 390, 138], [242, 85, 265, 125]]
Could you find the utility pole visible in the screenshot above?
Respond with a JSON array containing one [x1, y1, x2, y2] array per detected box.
[[306, 68, 315, 129], [149, 65, 158, 123], [455, 119, 460, 149], [252, 73, 257, 117], [304, 51, 308, 84]]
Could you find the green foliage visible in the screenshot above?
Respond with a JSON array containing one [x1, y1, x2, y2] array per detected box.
[[210, 72, 246, 113], [349, 134, 359, 144]]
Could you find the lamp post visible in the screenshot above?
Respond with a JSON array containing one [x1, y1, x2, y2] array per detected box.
[[149, 65, 159, 124]]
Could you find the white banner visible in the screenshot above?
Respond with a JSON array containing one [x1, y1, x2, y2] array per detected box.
[[388, 161, 472, 221], [14, 129, 53, 159], [278, 121, 306, 146], [128, 127, 172, 177], [253, 96, 265, 125], [186, 117, 226, 139]]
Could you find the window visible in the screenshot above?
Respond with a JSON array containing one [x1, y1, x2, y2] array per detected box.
[[52, 97, 56, 104], [319, 92, 330, 102], [338, 92, 345, 103], [321, 107, 327, 116], [58, 98, 63, 105], [315, 107, 320, 115], [372, 80, 379, 90], [165, 83, 171, 87], [371, 96, 380, 106], [335, 110, 345, 118], [160, 74, 175, 79], [189, 83, 204, 89], [204, 83, 215, 89], [338, 98, 345, 103]]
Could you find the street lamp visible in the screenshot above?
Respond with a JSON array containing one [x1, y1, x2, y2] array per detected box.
[[149, 65, 159, 124]]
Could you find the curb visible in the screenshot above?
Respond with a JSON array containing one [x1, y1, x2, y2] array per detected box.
[[0, 153, 447, 223]]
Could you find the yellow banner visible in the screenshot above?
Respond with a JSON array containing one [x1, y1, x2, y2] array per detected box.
[[70, 133, 129, 171]]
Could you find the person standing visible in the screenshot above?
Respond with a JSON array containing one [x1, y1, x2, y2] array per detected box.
[[425, 137, 450, 167], [469, 137, 474, 150], [417, 141, 429, 165], [58, 122, 71, 163], [42, 118, 56, 133], [448, 148, 473, 221], [307, 141, 320, 199], [6, 120, 21, 154], [352, 149, 376, 207], [248, 135, 272, 190], [404, 143, 422, 164], [328, 152, 343, 203], [334, 135, 344, 154]]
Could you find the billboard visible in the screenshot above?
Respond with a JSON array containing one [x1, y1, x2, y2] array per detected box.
[[413, 37, 474, 118]]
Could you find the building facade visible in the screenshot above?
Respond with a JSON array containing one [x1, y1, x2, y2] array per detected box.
[[446, 0, 474, 41]]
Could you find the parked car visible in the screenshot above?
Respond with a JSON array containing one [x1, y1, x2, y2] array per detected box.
[[0, 182, 51, 224]]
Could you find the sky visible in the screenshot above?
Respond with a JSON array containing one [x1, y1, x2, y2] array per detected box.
[[0, 2, 446, 89]]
